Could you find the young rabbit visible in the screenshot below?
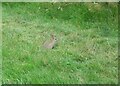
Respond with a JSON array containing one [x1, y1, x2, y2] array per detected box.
[[43, 34, 57, 49]]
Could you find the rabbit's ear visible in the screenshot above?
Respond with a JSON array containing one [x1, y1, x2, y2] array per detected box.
[[51, 33, 55, 38]]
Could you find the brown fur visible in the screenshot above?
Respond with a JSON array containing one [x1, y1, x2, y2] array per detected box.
[[43, 34, 56, 49]]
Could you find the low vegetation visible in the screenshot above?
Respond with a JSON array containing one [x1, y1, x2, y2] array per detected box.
[[2, 2, 118, 84]]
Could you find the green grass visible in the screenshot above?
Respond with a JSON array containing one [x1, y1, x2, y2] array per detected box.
[[0, 2, 2, 85], [2, 2, 118, 84]]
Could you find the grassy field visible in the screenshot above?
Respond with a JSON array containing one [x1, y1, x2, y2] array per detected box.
[[2, 2, 118, 84]]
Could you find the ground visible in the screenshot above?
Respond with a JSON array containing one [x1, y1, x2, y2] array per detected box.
[[2, 2, 118, 84]]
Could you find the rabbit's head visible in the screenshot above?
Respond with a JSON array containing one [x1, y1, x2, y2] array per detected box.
[[51, 34, 57, 41]]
